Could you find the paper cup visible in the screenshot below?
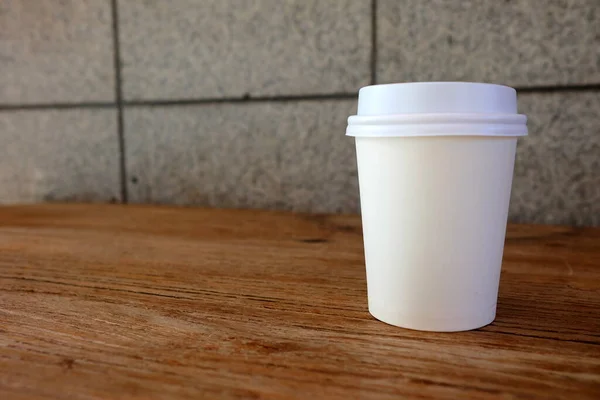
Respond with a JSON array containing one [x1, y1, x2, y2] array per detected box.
[[346, 82, 528, 332]]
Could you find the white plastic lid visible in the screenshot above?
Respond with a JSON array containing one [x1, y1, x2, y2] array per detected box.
[[347, 82, 527, 137]]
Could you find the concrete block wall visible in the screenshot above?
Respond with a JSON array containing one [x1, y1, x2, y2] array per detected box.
[[1, 0, 598, 225]]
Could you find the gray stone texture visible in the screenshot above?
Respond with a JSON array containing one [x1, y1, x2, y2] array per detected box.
[[0, 109, 120, 203], [124, 91, 600, 226], [118, 0, 371, 100], [377, 0, 600, 87], [1, 0, 598, 226], [124, 101, 359, 213], [0, 0, 115, 103], [511, 91, 600, 226]]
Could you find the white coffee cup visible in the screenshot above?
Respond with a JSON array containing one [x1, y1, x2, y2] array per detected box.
[[347, 82, 528, 332]]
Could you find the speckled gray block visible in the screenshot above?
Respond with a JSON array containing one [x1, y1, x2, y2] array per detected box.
[[377, 0, 600, 86], [0, 109, 120, 203], [124, 101, 359, 213], [125, 92, 599, 225], [510, 91, 600, 226], [0, 0, 115, 104], [118, 0, 371, 100]]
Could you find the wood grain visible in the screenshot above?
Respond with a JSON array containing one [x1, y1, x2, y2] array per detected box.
[[0, 204, 599, 399]]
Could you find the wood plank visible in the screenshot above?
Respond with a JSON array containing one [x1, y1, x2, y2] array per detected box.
[[0, 204, 599, 399]]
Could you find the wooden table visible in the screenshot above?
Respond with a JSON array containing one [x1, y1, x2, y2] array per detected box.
[[1, 204, 599, 399]]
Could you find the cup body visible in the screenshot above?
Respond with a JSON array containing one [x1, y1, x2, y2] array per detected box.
[[356, 135, 517, 331]]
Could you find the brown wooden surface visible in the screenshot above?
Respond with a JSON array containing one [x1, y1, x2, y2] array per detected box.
[[0, 204, 599, 399]]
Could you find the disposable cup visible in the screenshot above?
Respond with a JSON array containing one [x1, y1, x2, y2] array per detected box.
[[346, 82, 528, 332]]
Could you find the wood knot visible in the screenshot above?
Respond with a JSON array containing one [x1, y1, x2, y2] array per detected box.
[[60, 358, 75, 370]]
